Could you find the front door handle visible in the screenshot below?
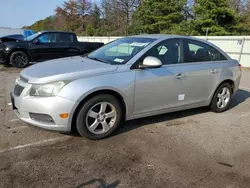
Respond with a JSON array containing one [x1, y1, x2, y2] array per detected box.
[[211, 69, 219, 74], [176, 73, 184, 79]]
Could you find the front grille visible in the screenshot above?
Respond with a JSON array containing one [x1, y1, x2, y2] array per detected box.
[[14, 84, 24, 96], [0, 43, 5, 61], [0, 49, 5, 61]]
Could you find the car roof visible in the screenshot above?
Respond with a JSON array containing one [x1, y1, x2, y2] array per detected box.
[[130, 34, 198, 40], [39, 31, 75, 35], [129, 34, 217, 47]]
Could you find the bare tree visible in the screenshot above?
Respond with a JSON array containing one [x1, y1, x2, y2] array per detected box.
[[101, 0, 140, 35], [76, 0, 92, 32], [55, 0, 80, 32], [227, 0, 250, 13]]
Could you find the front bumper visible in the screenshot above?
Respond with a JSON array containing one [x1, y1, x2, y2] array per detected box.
[[11, 84, 77, 132], [0, 49, 7, 63]]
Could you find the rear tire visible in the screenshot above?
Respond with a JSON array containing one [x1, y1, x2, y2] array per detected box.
[[76, 94, 122, 140], [10, 51, 30, 68], [210, 82, 232, 113]]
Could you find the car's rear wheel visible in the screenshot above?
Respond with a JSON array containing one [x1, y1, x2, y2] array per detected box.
[[76, 94, 122, 140], [210, 82, 232, 113], [10, 51, 30, 68]]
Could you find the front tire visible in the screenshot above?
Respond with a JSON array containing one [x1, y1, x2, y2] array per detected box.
[[210, 83, 232, 113], [10, 51, 30, 68], [76, 94, 122, 140]]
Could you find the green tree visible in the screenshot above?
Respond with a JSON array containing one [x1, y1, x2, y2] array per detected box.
[[192, 0, 239, 35], [23, 16, 56, 32], [85, 24, 95, 36], [131, 0, 186, 34], [23, 0, 250, 36]]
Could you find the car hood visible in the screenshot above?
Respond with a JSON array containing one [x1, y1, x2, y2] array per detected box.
[[0, 36, 24, 43], [20, 56, 119, 84]]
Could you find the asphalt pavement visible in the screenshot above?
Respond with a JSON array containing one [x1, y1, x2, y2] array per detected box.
[[1, 66, 250, 188]]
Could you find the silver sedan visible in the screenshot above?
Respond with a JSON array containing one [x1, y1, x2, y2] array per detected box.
[[11, 35, 242, 139]]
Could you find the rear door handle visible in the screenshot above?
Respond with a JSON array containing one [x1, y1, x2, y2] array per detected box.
[[176, 73, 184, 79], [211, 69, 219, 74]]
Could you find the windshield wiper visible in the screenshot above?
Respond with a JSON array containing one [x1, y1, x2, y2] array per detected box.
[[87, 56, 111, 64]]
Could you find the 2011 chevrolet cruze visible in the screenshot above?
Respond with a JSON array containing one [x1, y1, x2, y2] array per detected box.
[[11, 35, 241, 140]]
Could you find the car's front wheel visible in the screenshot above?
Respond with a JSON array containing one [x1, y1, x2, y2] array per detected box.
[[76, 94, 122, 140], [10, 51, 30, 68], [210, 82, 233, 113]]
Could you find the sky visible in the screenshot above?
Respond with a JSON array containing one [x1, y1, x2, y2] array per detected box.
[[0, 0, 100, 29]]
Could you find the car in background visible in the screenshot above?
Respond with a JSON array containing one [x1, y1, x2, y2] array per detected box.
[[11, 35, 241, 140], [0, 31, 104, 68]]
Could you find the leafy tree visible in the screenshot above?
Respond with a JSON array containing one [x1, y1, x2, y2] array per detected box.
[[192, 0, 239, 35], [23, 16, 56, 32], [85, 24, 95, 36], [131, 0, 186, 34], [23, 0, 250, 36]]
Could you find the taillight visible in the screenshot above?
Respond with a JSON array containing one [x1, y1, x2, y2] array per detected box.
[[239, 64, 242, 71]]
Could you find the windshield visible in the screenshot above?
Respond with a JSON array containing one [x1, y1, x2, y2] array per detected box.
[[25, 32, 40, 41], [24, 30, 35, 38], [87, 37, 156, 65]]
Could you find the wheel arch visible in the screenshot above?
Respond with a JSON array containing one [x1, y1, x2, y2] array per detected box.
[[217, 79, 235, 93], [209, 79, 235, 106], [70, 89, 127, 133], [8, 48, 31, 61]]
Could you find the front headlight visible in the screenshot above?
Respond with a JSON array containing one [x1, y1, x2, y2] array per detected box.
[[30, 81, 69, 97]]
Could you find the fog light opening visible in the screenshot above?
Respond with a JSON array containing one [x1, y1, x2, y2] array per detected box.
[[29, 113, 55, 124]]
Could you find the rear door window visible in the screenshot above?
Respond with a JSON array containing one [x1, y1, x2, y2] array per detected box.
[[183, 39, 227, 63], [56, 33, 74, 43]]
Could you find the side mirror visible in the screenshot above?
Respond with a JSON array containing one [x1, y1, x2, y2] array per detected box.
[[33, 39, 40, 44], [139, 56, 162, 69]]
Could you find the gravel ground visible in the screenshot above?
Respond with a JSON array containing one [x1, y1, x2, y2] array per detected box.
[[1, 66, 250, 188]]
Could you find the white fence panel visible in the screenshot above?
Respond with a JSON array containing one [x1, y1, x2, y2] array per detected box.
[[78, 36, 120, 44], [77, 36, 250, 67]]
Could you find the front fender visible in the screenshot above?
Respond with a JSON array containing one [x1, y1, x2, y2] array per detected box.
[[6, 47, 31, 60], [58, 71, 136, 121]]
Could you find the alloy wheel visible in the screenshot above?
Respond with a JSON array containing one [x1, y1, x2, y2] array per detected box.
[[86, 102, 117, 134], [216, 87, 231, 109], [14, 54, 28, 67]]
